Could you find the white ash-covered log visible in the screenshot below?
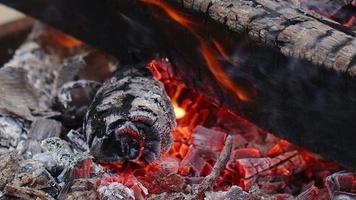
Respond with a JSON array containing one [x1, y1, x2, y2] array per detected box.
[[84, 66, 176, 164]]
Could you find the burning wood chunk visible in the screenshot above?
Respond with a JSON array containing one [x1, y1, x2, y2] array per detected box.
[[139, 167, 186, 194], [84, 67, 176, 164], [295, 184, 319, 200], [0, 115, 28, 154], [326, 171, 356, 199], [192, 125, 227, 160], [55, 80, 101, 127], [179, 146, 210, 176], [233, 151, 307, 189], [232, 148, 262, 159]]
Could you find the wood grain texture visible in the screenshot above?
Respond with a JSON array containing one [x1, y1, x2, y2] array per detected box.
[[171, 0, 356, 75]]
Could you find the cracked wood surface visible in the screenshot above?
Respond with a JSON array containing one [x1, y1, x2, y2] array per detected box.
[[172, 0, 356, 75]]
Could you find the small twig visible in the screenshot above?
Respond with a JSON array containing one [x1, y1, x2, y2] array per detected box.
[[193, 135, 233, 199]]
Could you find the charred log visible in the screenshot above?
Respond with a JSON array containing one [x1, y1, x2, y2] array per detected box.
[[3, 0, 356, 168], [84, 66, 176, 164], [167, 0, 356, 74]]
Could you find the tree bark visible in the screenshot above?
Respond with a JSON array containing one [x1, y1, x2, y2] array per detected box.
[[170, 0, 356, 75]]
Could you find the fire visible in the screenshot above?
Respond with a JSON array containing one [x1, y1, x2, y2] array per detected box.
[[141, 0, 255, 102], [173, 104, 186, 119]]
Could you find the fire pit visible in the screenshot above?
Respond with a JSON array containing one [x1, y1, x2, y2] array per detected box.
[[0, 0, 355, 199]]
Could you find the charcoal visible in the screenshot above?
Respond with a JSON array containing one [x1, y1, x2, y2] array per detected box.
[[326, 171, 356, 199], [12, 160, 60, 197], [234, 151, 305, 179], [65, 178, 99, 200], [295, 185, 319, 200], [3, 185, 55, 200], [0, 115, 27, 153], [0, 153, 20, 190], [139, 167, 186, 194], [192, 126, 226, 160], [84, 66, 176, 163], [32, 137, 76, 176], [29, 119, 63, 141], [25, 119, 63, 157], [231, 148, 261, 159], [179, 146, 209, 176], [66, 130, 89, 153], [157, 156, 180, 173], [204, 186, 249, 200], [55, 80, 101, 127], [97, 182, 135, 200]]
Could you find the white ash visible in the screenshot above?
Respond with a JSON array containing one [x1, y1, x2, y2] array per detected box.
[[66, 130, 89, 153], [98, 182, 135, 200], [0, 115, 28, 154], [204, 186, 249, 200], [4, 41, 60, 108]]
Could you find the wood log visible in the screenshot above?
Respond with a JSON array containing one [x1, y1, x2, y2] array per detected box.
[[169, 0, 356, 75], [2, 0, 356, 168]]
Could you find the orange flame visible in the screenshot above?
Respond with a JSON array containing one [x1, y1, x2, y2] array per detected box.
[[141, 0, 253, 101]]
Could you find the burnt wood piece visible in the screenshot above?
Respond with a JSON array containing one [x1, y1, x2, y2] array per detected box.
[[171, 0, 356, 75], [2, 1, 356, 168], [2, 0, 355, 74], [84, 66, 176, 164], [287, 0, 353, 17]]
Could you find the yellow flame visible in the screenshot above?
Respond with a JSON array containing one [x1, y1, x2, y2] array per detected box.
[[173, 104, 186, 119]]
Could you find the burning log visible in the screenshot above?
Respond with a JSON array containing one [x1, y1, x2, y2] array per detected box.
[[167, 0, 356, 73], [3, 0, 356, 169], [233, 151, 308, 189], [84, 66, 176, 164]]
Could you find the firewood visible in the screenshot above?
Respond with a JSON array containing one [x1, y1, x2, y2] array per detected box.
[[84, 66, 176, 164], [169, 0, 356, 75]]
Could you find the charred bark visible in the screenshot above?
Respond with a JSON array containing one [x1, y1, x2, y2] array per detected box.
[[84, 66, 176, 164], [169, 0, 356, 75]]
